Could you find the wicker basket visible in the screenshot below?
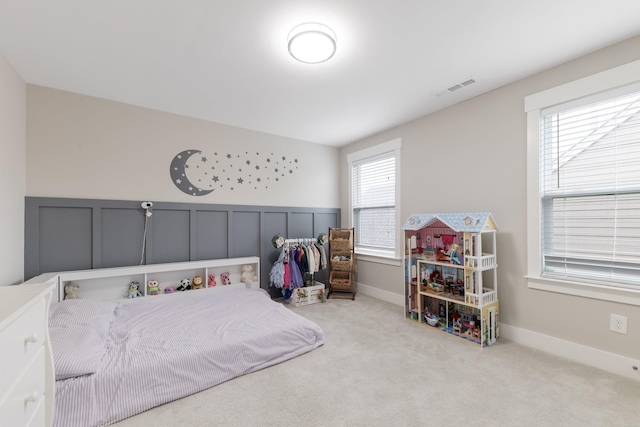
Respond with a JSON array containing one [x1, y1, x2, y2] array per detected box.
[[329, 228, 353, 251], [330, 251, 353, 271], [329, 271, 352, 289]]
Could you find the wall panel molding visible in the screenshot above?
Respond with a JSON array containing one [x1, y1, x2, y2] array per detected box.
[[25, 197, 339, 297]]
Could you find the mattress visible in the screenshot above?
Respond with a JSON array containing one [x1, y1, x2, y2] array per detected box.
[[48, 287, 324, 427]]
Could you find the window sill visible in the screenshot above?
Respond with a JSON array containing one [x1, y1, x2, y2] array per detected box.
[[525, 275, 640, 307], [354, 248, 402, 267]]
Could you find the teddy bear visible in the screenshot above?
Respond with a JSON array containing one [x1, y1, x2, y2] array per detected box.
[[220, 272, 231, 285], [64, 282, 80, 300], [176, 278, 191, 291], [125, 281, 141, 298], [192, 275, 204, 290], [164, 286, 176, 294], [241, 264, 258, 285], [208, 274, 216, 287], [147, 280, 160, 296]]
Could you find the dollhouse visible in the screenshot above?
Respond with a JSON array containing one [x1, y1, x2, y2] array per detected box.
[[403, 212, 499, 347]]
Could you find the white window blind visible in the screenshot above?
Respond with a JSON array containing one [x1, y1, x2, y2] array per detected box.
[[352, 152, 396, 252], [540, 88, 640, 290]]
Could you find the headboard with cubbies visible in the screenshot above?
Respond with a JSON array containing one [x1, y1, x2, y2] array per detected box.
[[24, 257, 260, 303]]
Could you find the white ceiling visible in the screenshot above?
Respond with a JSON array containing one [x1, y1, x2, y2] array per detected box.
[[1, 1, 640, 147]]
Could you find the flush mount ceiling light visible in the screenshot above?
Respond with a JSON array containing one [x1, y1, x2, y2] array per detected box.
[[288, 22, 336, 64]]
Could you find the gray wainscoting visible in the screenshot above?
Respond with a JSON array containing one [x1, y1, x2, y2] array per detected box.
[[25, 197, 339, 298]]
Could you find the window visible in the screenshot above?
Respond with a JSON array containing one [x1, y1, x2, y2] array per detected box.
[[525, 59, 640, 305], [348, 139, 401, 259]]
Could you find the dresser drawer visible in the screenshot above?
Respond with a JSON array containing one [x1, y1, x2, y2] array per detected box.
[[26, 394, 45, 427], [0, 347, 45, 427], [0, 298, 46, 389]]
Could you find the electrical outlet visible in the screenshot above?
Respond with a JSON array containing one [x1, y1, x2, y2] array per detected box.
[[610, 314, 628, 334]]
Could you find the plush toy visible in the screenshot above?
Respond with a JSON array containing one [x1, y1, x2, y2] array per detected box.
[[220, 272, 231, 285], [64, 282, 80, 300], [192, 275, 204, 290], [241, 264, 258, 285], [147, 280, 160, 296], [125, 281, 141, 298], [176, 278, 191, 291], [164, 286, 176, 294], [208, 274, 216, 287]]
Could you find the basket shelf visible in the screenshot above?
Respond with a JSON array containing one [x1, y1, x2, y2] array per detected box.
[[328, 228, 356, 299]]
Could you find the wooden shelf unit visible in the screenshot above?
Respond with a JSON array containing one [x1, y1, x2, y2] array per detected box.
[[327, 227, 356, 299]]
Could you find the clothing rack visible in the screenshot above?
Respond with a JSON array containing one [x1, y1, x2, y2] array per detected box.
[[282, 236, 326, 286], [283, 237, 317, 248]]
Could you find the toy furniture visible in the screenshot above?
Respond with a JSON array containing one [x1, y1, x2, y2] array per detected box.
[[403, 213, 499, 347]]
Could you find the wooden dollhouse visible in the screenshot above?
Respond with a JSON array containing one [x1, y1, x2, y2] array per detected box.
[[403, 212, 499, 347]]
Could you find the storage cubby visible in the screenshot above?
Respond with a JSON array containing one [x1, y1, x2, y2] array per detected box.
[[43, 257, 260, 302], [403, 213, 499, 347]]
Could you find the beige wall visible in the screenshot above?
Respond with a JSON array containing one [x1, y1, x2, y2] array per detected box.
[[341, 35, 640, 360], [27, 86, 340, 208], [0, 53, 26, 286]]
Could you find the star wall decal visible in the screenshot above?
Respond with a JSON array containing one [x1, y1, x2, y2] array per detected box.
[[170, 149, 300, 196]]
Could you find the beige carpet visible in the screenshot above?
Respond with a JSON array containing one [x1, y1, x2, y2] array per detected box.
[[113, 294, 640, 427]]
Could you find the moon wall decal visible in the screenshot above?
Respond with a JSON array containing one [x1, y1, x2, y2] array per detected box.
[[170, 149, 214, 196]]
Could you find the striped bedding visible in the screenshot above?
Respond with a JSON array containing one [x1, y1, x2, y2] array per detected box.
[[48, 287, 324, 427]]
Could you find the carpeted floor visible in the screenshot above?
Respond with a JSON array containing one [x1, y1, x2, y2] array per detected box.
[[113, 294, 640, 427]]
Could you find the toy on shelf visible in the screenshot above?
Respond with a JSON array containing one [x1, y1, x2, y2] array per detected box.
[[164, 286, 176, 294], [147, 280, 160, 296], [176, 278, 191, 291], [423, 311, 440, 327], [192, 276, 204, 290], [220, 272, 231, 285], [208, 274, 216, 287], [241, 265, 257, 285], [64, 282, 80, 300], [451, 311, 462, 334], [445, 244, 461, 265], [125, 282, 141, 298]]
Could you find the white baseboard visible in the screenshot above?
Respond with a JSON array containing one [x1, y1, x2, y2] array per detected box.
[[357, 282, 404, 306], [500, 323, 640, 381], [357, 282, 640, 381]]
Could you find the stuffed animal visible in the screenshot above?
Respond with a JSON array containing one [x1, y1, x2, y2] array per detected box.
[[176, 278, 191, 291], [220, 272, 231, 285], [147, 280, 160, 296], [241, 264, 258, 285], [64, 282, 80, 300], [192, 275, 203, 290], [164, 286, 176, 294], [208, 274, 216, 287], [125, 282, 141, 298]]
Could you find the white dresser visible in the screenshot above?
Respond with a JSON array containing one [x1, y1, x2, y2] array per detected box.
[[0, 283, 55, 427]]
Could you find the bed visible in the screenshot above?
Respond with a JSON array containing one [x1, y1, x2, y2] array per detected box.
[[48, 286, 324, 427]]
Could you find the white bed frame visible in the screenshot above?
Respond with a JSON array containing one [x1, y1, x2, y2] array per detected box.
[[25, 257, 260, 304]]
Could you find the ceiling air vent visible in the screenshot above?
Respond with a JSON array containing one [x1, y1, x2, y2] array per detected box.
[[432, 77, 477, 98]]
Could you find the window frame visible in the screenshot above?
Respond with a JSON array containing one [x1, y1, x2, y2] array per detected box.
[[347, 138, 402, 262], [525, 59, 640, 306]]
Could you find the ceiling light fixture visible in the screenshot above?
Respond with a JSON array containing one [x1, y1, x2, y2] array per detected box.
[[288, 22, 336, 64]]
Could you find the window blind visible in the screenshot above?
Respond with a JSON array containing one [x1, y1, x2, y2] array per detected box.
[[540, 88, 640, 289], [352, 152, 396, 251]]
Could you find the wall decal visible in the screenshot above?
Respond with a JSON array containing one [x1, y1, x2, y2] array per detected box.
[[170, 149, 299, 196]]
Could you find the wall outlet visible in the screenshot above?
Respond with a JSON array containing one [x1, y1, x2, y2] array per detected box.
[[610, 314, 628, 334]]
